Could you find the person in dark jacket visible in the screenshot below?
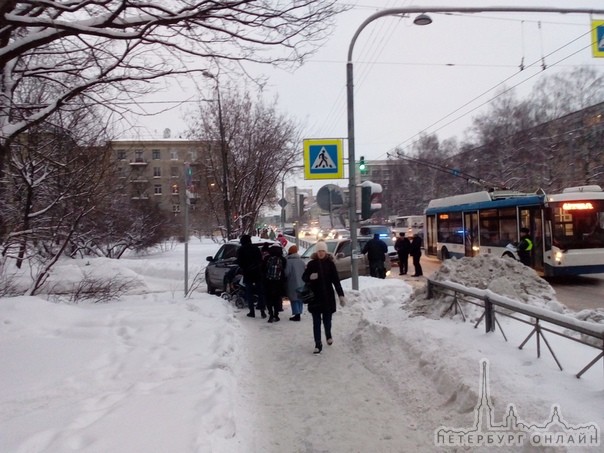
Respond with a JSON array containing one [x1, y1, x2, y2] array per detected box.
[[361, 233, 388, 278], [394, 232, 411, 275], [263, 244, 287, 323], [302, 241, 346, 354], [235, 235, 266, 318], [517, 227, 534, 267], [410, 233, 423, 277]]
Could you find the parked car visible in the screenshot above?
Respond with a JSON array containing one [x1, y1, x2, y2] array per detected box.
[[205, 238, 280, 295], [301, 239, 367, 280]]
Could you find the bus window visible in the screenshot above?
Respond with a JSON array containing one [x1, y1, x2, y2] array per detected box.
[[480, 209, 499, 246]]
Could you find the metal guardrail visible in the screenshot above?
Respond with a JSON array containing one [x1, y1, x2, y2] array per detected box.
[[426, 279, 604, 379], [284, 234, 314, 250]]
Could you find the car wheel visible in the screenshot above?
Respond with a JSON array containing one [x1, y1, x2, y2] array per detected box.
[[441, 247, 450, 260]]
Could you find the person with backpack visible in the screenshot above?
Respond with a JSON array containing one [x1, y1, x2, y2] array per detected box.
[[263, 244, 287, 323], [302, 241, 346, 354]]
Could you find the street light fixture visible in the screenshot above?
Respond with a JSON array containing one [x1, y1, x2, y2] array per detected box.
[[346, 6, 604, 290]]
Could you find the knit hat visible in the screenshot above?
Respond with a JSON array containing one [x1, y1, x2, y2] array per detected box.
[[315, 241, 328, 252], [288, 245, 298, 255]]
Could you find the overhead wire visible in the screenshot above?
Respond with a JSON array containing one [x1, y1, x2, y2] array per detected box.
[[377, 21, 601, 160]]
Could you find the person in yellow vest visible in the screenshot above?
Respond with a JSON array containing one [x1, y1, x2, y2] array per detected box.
[[517, 227, 533, 267]]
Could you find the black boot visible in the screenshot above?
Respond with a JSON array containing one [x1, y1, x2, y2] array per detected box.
[[247, 311, 255, 318], [289, 314, 301, 321], [260, 310, 267, 319]]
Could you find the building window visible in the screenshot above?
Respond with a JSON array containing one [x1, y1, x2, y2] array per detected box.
[[170, 150, 179, 160], [188, 150, 198, 161], [153, 167, 161, 177], [154, 184, 162, 195], [171, 183, 179, 195], [173, 204, 180, 213], [152, 149, 161, 160], [171, 166, 179, 178], [117, 150, 126, 160], [134, 150, 144, 162]]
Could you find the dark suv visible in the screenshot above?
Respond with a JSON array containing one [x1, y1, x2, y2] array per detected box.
[[205, 239, 279, 294]]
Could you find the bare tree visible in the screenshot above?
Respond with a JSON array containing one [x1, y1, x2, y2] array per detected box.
[[0, 1, 342, 173], [189, 84, 301, 235]]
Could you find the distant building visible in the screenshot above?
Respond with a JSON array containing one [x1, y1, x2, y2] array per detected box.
[[112, 138, 212, 216]]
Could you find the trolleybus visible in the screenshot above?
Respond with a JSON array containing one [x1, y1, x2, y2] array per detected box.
[[424, 185, 604, 277]]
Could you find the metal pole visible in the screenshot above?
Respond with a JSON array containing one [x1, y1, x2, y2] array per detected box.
[[346, 5, 604, 291], [184, 171, 189, 295], [281, 177, 286, 229], [346, 61, 359, 290]]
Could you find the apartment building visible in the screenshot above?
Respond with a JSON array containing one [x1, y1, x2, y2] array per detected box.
[[112, 137, 210, 216]]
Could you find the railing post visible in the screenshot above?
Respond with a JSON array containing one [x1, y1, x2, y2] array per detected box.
[[484, 296, 495, 333]]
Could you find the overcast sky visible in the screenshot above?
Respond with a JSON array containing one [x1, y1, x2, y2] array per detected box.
[[123, 0, 604, 194]]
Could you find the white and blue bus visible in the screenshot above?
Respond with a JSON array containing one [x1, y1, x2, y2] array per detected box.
[[424, 185, 604, 277]]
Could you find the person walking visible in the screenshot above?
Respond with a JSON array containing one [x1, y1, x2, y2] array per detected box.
[[284, 245, 306, 321], [410, 233, 423, 277], [517, 227, 534, 267], [263, 244, 287, 323], [235, 235, 266, 318], [361, 233, 388, 278], [302, 241, 346, 354], [394, 232, 411, 275]]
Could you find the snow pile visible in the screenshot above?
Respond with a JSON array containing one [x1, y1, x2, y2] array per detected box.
[[407, 255, 561, 320]]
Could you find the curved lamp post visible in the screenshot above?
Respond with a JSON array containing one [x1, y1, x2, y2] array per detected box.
[[347, 6, 604, 290]]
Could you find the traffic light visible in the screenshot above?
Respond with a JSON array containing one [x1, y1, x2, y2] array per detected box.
[[359, 156, 367, 174], [360, 180, 383, 220]]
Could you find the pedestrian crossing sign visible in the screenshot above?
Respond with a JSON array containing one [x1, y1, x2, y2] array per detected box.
[[303, 139, 344, 180], [593, 20, 604, 58]]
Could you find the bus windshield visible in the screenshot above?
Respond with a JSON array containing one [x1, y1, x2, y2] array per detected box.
[[550, 200, 604, 250]]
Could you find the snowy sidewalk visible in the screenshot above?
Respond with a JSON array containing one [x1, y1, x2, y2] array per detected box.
[[232, 290, 455, 453]]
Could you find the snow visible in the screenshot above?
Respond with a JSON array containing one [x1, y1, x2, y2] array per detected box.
[[1, 241, 603, 452]]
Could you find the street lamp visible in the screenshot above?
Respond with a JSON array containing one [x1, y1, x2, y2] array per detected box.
[[203, 71, 232, 240], [346, 6, 604, 290]]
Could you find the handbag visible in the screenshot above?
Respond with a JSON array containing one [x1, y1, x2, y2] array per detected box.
[[296, 284, 315, 304]]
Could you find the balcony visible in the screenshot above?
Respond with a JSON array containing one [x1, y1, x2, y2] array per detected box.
[[129, 158, 148, 166], [130, 177, 149, 183]]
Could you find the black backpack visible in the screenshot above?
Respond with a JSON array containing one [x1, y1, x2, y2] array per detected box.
[[265, 255, 283, 280]]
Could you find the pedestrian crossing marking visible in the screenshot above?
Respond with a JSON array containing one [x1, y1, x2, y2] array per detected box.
[[311, 146, 337, 169], [303, 139, 344, 180]]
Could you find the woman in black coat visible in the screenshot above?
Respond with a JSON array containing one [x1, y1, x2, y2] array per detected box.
[[302, 241, 346, 354]]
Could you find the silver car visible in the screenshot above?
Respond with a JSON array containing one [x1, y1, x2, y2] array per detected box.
[[300, 239, 371, 280]]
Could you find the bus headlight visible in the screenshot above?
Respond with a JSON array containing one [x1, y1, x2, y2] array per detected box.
[[555, 251, 563, 263]]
